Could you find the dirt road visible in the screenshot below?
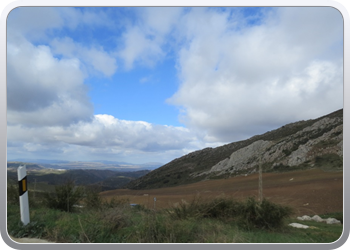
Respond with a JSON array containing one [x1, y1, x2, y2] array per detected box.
[[9, 235, 53, 243]]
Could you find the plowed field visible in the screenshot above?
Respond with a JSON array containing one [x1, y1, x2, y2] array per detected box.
[[100, 169, 343, 216]]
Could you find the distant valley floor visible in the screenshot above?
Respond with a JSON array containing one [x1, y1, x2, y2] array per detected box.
[[100, 169, 343, 216]]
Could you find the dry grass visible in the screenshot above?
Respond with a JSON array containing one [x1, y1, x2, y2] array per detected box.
[[100, 169, 343, 216]]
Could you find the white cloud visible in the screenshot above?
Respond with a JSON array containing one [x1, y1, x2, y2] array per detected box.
[[7, 7, 64, 41], [58, 7, 112, 30], [7, 114, 204, 163], [117, 7, 183, 70], [50, 37, 117, 77], [141, 7, 183, 35], [118, 26, 165, 70], [167, 7, 343, 142], [7, 38, 93, 126], [6, 7, 344, 163], [7, 7, 117, 128], [7, 7, 113, 41]]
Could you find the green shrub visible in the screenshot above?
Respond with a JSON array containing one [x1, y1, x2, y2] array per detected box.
[[73, 210, 128, 243], [102, 197, 129, 209], [169, 196, 242, 221], [238, 197, 293, 230], [204, 198, 240, 219], [7, 183, 46, 208], [84, 186, 103, 210], [314, 153, 343, 169], [168, 196, 205, 220], [7, 184, 19, 205], [99, 207, 130, 231], [134, 211, 173, 243], [132, 204, 150, 212], [43, 179, 84, 212]]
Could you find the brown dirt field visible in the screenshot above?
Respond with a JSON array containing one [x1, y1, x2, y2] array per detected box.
[[100, 169, 343, 216]]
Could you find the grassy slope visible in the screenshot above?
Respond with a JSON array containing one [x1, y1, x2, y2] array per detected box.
[[7, 201, 343, 243], [125, 109, 343, 190]]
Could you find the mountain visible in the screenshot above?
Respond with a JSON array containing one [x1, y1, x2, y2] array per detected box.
[[8, 159, 70, 165], [125, 109, 343, 190], [7, 162, 45, 171], [7, 159, 162, 171], [7, 167, 151, 191]]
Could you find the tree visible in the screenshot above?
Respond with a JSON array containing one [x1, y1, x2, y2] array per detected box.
[[84, 185, 103, 210], [44, 179, 84, 212]]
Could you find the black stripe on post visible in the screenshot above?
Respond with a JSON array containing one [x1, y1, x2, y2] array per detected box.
[[18, 176, 27, 196]]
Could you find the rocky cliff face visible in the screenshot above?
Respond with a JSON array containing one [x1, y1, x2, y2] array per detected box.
[[197, 115, 343, 178], [125, 109, 343, 190]]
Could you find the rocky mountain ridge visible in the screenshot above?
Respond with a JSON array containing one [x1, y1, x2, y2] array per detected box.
[[195, 116, 342, 178], [125, 109, 343, 190]]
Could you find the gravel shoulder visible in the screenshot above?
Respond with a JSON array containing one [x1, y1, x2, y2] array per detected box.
[[9, 235, 53, 243]]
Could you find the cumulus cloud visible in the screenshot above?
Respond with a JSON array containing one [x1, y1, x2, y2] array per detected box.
[[50, 37, 117, 77], [58, 7, 112, 30], [167, 7, 343, 142], [7, 7, 112, 41], [7, 7, 116, 127], [7, 37, 93, 126], [118, 7, 183, 69], [6, 7, 344, 163], [7, 115, 203, 163], [118, 26, 164, 69], [7, 7, 64, 41]]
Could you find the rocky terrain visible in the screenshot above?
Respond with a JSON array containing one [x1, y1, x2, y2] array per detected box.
[[125, 109, 343, 190], [196, 115, 342, 178]]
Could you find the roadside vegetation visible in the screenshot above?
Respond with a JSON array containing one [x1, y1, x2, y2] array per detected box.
[[6, 181, 343, 243]]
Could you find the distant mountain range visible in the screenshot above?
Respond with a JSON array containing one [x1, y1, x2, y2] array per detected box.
[[7, 163, 151, 191], [7, 160, 159, 191], [125, 109, 343, 190], [7, 159, 163, 171]]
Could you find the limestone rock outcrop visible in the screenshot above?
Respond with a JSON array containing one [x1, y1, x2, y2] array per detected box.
[[198, 115, 342, 178]]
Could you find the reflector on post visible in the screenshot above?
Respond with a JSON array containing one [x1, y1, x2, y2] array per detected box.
[[17, 165, 30, 225]]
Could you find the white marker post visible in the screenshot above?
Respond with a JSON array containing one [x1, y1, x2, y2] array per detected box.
[[17, 165, 30, 225]]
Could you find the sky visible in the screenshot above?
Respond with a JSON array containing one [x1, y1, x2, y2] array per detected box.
[[6, 6, 344, 165]]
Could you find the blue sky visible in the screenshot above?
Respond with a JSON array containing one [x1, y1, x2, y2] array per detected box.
[[6, 7, 343, 164]]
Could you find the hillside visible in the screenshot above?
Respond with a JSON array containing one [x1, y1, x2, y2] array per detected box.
[[125, 109, 343, 190], [102, 168, 343, 216], [7, 166, 150, 191], [7, 162, 45, 171]]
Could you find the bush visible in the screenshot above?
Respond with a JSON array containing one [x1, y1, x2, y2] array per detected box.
[[43, 179, 84, 212], [314, 153, 343, 169], [74, 210, 128, 243], [7, 184, 19, 205], [7, 183, 46, 208], [99, 207, 130, 231], [203, 198, 241, 219], [102, 197, 129, 209], [169, 196, 241, 221], [84, 186, 103, 210], [161, 196, 294, 231], [168, 196, 205, 220], [238, 197, 293, 230], [135, 211, 171, 243]]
